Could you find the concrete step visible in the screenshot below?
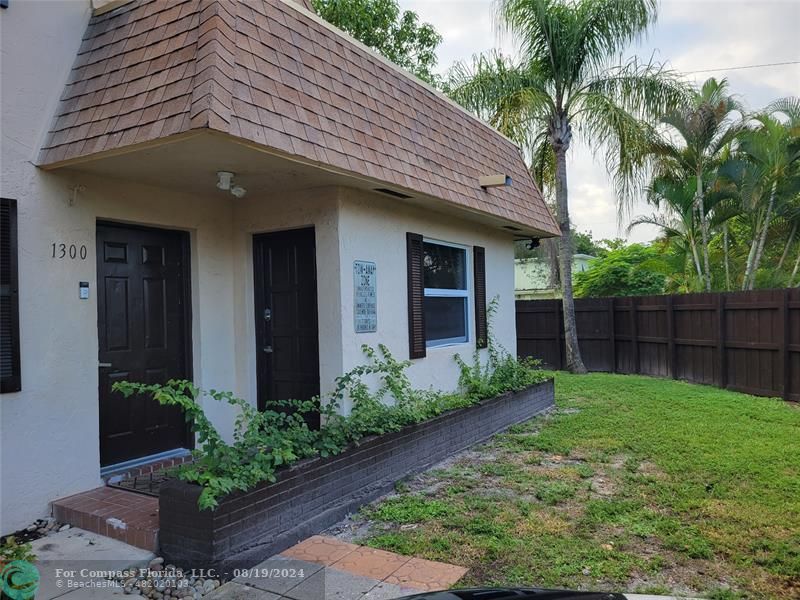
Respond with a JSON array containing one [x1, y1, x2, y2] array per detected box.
[[30, 527, 155, 600]]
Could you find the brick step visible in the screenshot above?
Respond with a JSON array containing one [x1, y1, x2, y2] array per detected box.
[[51, 487, 159, 552]]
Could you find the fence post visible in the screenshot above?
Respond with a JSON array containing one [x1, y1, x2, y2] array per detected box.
[[608, 297, 616, 373], [631, 297, 640, 374], [666, 295, 676, 379], [782, 289, 790, 401], [553, 300, 563, 370], [717, 294, 727, 390]]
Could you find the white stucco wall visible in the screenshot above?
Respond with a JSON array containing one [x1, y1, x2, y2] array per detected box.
[[232, 187, 517, 416], [335, 189, 517, 412], [0, 168, 244, 533], [0, 175, 516, 534], [231, 188, 343, 404], [1, 0, 94, 534], [0, 1, 518, 535]]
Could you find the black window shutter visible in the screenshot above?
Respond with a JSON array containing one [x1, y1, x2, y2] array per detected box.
[[1, 198, 20, 393], [406, 232, 426, 359], [473, 245, 487, 349]]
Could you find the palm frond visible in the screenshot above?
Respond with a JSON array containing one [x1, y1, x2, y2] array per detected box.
[[447, 51, 552, 149]]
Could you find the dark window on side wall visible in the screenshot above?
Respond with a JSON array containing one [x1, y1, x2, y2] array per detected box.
[[423, 240, 469, 347], [1, 198, 20, 393]]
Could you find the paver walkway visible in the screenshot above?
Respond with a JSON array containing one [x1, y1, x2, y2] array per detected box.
[[208, 535, 467, 600], [283, 536, 467, 591]]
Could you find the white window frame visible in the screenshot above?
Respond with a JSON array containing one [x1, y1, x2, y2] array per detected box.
[[423, 238, 470, 348]]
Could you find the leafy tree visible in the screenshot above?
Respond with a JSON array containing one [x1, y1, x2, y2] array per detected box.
[[573, 230, 602, 256], [447, 0, 686, 372], [573, 243, 666, 298], [311, 0, 442, 85]]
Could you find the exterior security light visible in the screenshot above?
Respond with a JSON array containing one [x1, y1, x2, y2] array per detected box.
[[216, 171, 234, 191], [216, 172, 247, 198], [479, 174, 512, 189]]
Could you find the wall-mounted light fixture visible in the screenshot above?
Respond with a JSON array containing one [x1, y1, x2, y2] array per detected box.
[[68, 184, 86, 207], [216, 171, 246, 198], [216, 171, 234, 191], [479, 174, 512, 189]]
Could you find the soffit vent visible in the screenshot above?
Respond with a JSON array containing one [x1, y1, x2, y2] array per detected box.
[[374, 188, 413, 199]]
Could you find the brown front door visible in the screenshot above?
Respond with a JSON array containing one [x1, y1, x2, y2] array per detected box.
[[97, 223, 191, 466], [253, 228, 320, 425]]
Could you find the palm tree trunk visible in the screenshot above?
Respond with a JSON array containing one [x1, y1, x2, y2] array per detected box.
[[723, 222, 731, 291], [689, 237, 703, 285], [777, 221, 797, 272], [790, 246, 800, 287], [742, 233, 759, 290], [748, 181, 777, 290], [550, 114, 586, 374], [696, 172, 712, 291]]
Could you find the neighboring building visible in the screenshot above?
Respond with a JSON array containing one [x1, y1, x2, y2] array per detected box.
[[515, 254, 595, 299], [0, 0, 558, 533]]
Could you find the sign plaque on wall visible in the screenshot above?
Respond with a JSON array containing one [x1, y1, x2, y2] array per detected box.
[[353, 260, 377, 333]]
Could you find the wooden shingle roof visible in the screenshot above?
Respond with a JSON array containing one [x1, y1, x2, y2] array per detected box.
[[39, 0, 558, 236]]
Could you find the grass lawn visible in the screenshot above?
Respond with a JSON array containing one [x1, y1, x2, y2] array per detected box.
[[353, 373, 800, 599]]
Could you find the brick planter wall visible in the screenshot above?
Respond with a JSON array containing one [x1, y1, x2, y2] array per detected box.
[[159, 379, 554, 569]]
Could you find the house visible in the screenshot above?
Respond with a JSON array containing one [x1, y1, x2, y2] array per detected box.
[[0, 0, 558, 535], [515, 254, 595, 299]]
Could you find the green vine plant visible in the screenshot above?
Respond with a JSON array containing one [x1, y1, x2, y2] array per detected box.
[[0, 536, 36, 564], [455, 297, 546, 400], [113, 301, 549, 510]]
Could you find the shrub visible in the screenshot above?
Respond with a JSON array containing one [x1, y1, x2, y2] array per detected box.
[[455, 298, 549, 400], [0, 535, 36, 564], [114, 305, 550, 509]]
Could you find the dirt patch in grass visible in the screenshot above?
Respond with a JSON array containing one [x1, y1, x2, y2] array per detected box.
[[325, 373, 800, 600]]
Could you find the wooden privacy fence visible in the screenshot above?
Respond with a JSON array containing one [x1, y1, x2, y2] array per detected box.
[[516, 288, 799, 401]]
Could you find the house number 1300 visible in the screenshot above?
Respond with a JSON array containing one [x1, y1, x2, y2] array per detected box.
[[51, 243, 88, 260]]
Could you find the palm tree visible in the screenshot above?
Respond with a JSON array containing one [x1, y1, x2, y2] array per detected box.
[[629, 178, 704, 285], [766, 98, 800, 283], [629, 174, 737, 290], [447, 0, 686, 373], [731, 113, 800, 289], [774, 194, 800, 273], [647, 78, 743, 291]]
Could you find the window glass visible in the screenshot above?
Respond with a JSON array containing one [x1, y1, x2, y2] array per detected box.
[[423, 240, 469, 346], [424, 297, 467, 342], [424, 242, 466, 290]]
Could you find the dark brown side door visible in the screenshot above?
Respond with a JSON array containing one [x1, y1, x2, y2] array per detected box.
[[253, 228, 320, 426], [97, 223, 191, 466]]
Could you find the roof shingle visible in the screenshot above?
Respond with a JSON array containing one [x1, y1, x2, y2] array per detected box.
[[39, 0, 558, 235]]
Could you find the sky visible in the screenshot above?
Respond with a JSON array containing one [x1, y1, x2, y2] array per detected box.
[[402, 0, 800, 243]]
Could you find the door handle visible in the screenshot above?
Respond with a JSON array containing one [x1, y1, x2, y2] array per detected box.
[[263, 308, 271, 321], [263, 346, 273, 354], [98, 362, 113, 368]]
